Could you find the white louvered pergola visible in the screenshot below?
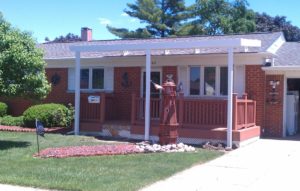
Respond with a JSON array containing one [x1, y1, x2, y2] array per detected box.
[[70, 38, 261, 149]]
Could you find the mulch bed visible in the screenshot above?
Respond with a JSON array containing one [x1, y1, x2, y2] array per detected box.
[[36, 144, 141, 158], [0, 125, 71, 134]]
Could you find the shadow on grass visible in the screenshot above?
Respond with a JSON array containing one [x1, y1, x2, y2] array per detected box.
[[0, 141, 31, 150]]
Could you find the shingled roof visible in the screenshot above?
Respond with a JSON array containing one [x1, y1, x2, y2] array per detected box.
[[38, 32, 283, 59], [274, 42, 300, 66]]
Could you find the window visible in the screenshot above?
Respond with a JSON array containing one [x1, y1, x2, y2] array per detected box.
[[190, 67, 200, 95], [80, 69, 89, 89], [80, 68, 104, 90], [68, 67, 114, 91], [220, 67, 228, 95], [189, 66, 228, 96], [204, 67, 216, 96], [92, 69, 104, 89]]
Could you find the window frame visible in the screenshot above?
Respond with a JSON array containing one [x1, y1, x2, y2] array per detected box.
[[80, 67, 105, 91], [188, 66, 228, 97]]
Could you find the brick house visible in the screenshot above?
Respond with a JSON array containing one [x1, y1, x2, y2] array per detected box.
[[3, 28, 300, 146]]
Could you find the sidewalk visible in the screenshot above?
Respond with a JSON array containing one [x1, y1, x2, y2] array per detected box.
[[141, 138, 300, 191]]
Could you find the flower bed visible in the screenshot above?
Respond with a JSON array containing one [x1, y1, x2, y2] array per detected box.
[[35, 142, 197, 158], [36, 144, 141, 158], [0, 125, 71, 134]]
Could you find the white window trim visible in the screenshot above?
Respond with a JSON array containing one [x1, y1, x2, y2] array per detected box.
[[80, 67, 105, 91], [188, 65, 228, 98]]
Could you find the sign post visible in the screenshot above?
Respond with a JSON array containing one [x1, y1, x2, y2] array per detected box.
[[35, 119, 45, 155]]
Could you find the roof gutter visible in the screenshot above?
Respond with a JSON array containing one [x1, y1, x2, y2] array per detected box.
[[262, 66, 300, 71]]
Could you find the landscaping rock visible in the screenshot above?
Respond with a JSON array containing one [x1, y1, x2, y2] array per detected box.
[[135, 142, 196, 153]]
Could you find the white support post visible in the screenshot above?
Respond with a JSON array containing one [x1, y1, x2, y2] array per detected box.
[[145, 49, 151, 141], [74, 51, 81, 135], [226, 48, 234, 149]]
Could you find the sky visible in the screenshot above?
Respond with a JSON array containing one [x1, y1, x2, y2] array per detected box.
[[0, 0, 299, 42]]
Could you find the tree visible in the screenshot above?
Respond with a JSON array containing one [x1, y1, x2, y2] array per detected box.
[[0, 13, 51, 100], [178, 0, 255, 36], [49, 33, 81, 43], [255, 12, 300, 42], [107, 0, 188, 38]]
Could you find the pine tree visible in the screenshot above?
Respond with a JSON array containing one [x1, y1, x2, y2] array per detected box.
[[107, 0, 188, 38]]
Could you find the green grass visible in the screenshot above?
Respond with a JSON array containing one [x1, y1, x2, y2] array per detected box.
[[0, 132, 223, 191]]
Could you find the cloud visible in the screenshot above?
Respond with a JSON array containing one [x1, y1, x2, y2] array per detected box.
[[121, 13, 129, 17], [129, 18, 138, 23], [98, 18, 111, 25]]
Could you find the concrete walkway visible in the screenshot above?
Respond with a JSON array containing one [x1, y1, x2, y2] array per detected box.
[[141, 138, 300, 191]]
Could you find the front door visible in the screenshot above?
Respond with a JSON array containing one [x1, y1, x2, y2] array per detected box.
[[142, 71, 161, 98]]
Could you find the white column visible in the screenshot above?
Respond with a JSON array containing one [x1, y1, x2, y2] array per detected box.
[[145, 49, 151, 140], [74, 51, 81, 135], [226, 48, 234, 149]]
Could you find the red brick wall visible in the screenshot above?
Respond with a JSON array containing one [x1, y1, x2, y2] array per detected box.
[[245, 65, 284, 137], [264, 75, 284, 137], [44, 68, 74, 104], [0, 68, 74, 116], [113, 67, 141, 120], [245, 65, 266, 129], [162, 66, 178, 83]]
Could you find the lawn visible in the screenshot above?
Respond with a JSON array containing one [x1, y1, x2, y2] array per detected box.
[[0, 131, 223, 191]]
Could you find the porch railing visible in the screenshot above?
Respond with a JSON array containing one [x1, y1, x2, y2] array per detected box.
[[131, 93, 256, 130], [80, 93, 114, 123], [233, 93, 256, 130]]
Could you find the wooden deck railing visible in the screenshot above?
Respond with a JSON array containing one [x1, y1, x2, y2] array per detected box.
[[131, 93, 161, 123], [80, 93, 114, 123], [131, 93, 256, 130], [232, 93, 256, 130]]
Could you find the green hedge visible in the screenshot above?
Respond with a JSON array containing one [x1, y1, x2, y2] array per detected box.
[[23, 103, 74, 128], [0, 102, 8, 117], [0, 116, 24, 127]]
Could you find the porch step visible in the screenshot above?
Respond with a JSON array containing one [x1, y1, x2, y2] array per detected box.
[[102, 121, 131, 137]]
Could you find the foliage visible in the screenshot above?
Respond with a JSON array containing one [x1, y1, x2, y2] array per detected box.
[[49, 33, 82, 43], [23, 103, 74, 128], [0, 115, 24, 126], [107, 0, 188, 38], [0, 12, 51, 100], [179, 0, 255, 36], [0, 132, 222, 191], [0, 102, 8, 117], [255, 12, 300, 42]]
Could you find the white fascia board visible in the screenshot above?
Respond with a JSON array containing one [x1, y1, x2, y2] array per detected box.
[[70, 38, 261, 52], [266, 33, 286, 54], [240, 39, 261, 47], [262, 66, 300, 71]]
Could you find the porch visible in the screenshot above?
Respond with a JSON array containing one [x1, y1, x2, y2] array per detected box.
[[79, 92, 260, 145]]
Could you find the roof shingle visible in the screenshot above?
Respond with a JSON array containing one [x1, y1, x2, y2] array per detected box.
[[38, 32, 283, 59]]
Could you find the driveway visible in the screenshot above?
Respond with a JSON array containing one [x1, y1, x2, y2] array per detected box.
[[141, 138, 300, 191]]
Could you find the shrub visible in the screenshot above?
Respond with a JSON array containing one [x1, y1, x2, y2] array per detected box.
[[0, 102, 8, 117], [0, 115, 24, 127], [23, 103, 74, 128]]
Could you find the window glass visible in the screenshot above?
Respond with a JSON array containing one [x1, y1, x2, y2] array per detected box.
[[80, 69, 89, 89], [92, 69, 104, 89], [204, 67, 216, 96], [190, 67, 200, 95], [220, 67, 228, 95]]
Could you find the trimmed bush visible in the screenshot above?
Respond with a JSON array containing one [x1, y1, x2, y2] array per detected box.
[[0, 102, 8, 117], [23, 103, 74, 128], [0, 115, 24, 127]]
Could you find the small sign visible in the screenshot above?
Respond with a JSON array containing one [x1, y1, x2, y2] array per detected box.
[[88, 96, 100, 103], [35, 119, 45, 137]]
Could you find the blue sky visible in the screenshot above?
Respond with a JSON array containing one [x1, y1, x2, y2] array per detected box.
[[1, 0, 299, 42]]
